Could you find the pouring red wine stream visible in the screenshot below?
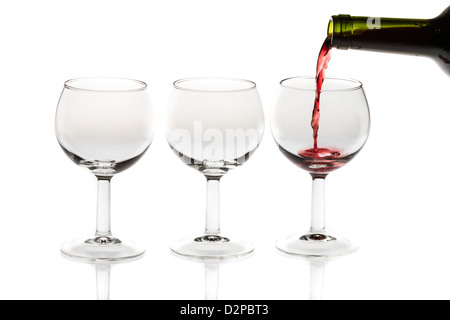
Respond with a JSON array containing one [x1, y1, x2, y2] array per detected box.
[[311, 37, 332, 152], [296, 36, 343, 172]]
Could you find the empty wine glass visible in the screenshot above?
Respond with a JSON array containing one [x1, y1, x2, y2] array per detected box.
[[167, 77, 264, 259], [272, 77, 370, 257], [55, 77, 154, 261]]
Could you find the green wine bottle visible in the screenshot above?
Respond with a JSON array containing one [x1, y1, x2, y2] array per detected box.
[[328, 7, 450, 75]]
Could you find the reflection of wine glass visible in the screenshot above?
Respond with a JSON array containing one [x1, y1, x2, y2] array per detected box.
[[272, 77, 370, 257], [308, 257, 326, 300], [278, 252, 328, 300], [95, 262, 111, 300], [205, 263, 220, 300], [55, 78, 154, 261], [172, 252, 254, 300], [167, 78, 264, 259], [62, 254, 143, 300]]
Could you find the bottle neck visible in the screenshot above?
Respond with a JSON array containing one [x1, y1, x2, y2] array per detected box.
[[328, 15, 433, 55]]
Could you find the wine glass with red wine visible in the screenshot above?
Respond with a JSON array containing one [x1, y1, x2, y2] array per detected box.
[[271, 76, 370, 257]]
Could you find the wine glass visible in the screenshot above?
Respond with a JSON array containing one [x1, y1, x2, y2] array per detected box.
[[55, 77, 154, 261], [271, 76, 370, 257], [166, 77, 264, 259]]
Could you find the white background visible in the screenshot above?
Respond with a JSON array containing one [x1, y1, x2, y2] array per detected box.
[[0, 0, 449, 300]]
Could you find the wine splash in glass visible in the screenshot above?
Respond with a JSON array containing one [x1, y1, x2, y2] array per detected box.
[[272, 74, 370, 257]]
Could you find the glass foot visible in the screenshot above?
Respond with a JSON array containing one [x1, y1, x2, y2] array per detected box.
[[61, 235, 145, 262], [171, 233, 254, 260], [276, 231, 358, 258]]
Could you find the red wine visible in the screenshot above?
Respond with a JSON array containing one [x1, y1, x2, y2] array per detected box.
[[312, 37, 332, 152], [278, 144, 355, 177]]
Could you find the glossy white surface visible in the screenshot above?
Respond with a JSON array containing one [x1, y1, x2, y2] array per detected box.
[[0, 0, 449, 300]]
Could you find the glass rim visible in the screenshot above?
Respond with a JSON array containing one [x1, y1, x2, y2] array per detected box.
[[173, 77, 256, 93], [64, 77, 147, 92], [280, 76, 363, 92]]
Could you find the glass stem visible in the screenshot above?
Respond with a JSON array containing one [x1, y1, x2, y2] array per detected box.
[[310, 176, 326, 233], [96, 177, 112, 237], [205, 177, 220, 235]]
